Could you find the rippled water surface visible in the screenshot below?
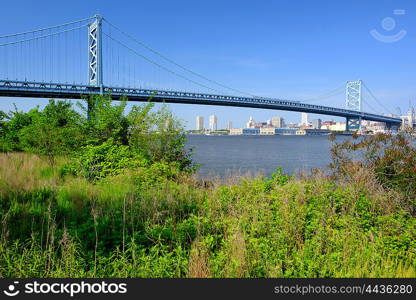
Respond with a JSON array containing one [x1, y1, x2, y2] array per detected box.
[[185, 135, 349, 177]]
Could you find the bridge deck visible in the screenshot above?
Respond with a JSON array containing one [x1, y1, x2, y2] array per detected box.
[[0, 80, 402, 125]]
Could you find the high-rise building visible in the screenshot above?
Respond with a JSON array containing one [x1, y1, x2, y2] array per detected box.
[[301, 113, 309, 126], [196, 116, 204, 131], [271, 116, 285, 128], [209, 114, 217, 131], [408, 107, 415, 129], [227, 121, 233, 130], [246, 116, 255, 128], [312, 119, 321, 129]]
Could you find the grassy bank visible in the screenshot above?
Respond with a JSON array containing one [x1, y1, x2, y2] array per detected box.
[[0, 152, 414, 278], [0, 97, 415, 277]]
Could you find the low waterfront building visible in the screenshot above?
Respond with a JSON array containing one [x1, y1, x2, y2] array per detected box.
[[296, 129, 331, 135], [321, 120, 335, 130], [362, 121, 386, 132], [274, 128, 298, 135], [329, 122, 346, 131], [242, 128, 260, 135], [230, 127, 299, 135], [229, 128, 243, 135], [260, 128, 275, 135]]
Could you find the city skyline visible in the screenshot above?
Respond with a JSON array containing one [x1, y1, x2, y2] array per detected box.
[[194, 110, 416, 132], [195, 112, 341, 130]]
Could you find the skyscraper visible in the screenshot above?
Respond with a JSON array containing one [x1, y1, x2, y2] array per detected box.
[[196, 116, 204, 131], [271, 116, 284, 128], [408, 107, 415, 129], [227, 121, 233, 130], [209, 114, 217, 131], [312, 119, 321, 129], [301, 113, 309, 126]]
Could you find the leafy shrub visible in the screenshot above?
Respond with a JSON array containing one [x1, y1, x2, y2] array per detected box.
[[263, 167, 290, 191], [69, 139, 148, 182], [0, 95, 194, 172]]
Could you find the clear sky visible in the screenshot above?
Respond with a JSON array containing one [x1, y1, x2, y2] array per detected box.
[[0, 0, 415, 129]]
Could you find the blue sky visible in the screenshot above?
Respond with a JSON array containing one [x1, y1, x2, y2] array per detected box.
[[0, 0, 415, 129]]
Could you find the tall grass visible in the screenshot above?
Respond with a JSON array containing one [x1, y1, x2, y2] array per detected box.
[[0, 153, 415, 278]]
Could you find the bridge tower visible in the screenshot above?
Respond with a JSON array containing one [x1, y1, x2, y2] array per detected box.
[[345, 80, 362, 131], [88, 14, 103, 94]]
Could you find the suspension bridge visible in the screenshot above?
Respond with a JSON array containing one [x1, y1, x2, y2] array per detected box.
[[0, 15, 403, 130]]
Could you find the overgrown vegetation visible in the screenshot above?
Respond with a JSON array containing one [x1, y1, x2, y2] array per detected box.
[[0, 96, 414, 278]]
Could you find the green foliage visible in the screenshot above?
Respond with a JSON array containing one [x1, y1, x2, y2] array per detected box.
[[0, 100, 83, 163], [78, 94, 129, 145], [263, 167, 290, 191], [127, 103, 194, 171], [0, 94, 194, 173], [0, 105, 40, 152], [20, 100, 83, 164], [0, 152, 415, 278], [70, 138, 148, 182]]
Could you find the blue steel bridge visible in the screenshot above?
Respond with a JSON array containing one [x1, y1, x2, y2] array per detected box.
[[0, 15, 402, 130]]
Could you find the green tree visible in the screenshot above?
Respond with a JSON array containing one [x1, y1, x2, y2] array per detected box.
[[18, 100, 83, 164], [128, 103, 194, 171], [78, 94, 129, 145], [0, 105, 39, 152]]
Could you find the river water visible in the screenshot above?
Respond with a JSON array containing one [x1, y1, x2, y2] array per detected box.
[[185, 135, 350, 178]]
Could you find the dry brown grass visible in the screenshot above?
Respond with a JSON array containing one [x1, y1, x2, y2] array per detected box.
[[0, 152, 62, 193], [225, 229, 247, 277], [188, 238, 211, 278], [337, 162, 402, 215]]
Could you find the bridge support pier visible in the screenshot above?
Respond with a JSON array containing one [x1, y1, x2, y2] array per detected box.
[[346, 117, 361, 131], [88, 14, 103, 94], [385, 122, 399, 132]]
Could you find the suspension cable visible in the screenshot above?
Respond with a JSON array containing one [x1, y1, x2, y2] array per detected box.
[[0, 25, 88, 47], [362, 82, 394, 115], [103, 18, 257, 97], [301, 84, 345, 103], [103, 19, 350, 104], [103, 32, 226, 94], [362, 98, 381, 115], [0, 16, 94, 39]]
